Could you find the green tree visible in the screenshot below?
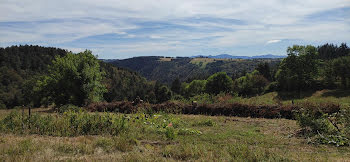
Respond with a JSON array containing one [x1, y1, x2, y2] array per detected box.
[[276, 45, 318, 91], [171, 78, 181, 94], [37, 50, 106, 106], [184, 80, 207, 97], [234, 70, 269, 96], [332, 56, 350, 88], [155, 85, 172, 103], [256, 62, 272, 81], [205, 72, 233, 94]]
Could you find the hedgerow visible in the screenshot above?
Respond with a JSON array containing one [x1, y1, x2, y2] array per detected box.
[[86, 101, 340, 119]]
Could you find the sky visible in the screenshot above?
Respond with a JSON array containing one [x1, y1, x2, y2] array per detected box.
[[0, 0, 349, 59]]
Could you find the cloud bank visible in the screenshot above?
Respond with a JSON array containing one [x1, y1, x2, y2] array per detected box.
[[1, 0, 349, 58]]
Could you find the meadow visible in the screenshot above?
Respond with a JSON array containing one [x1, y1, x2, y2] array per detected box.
[[180, 89, 350, 109], [0, 100, 349, 161]]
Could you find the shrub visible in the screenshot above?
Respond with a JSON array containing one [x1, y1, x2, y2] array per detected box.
[[295, 108, 335, 136], [294, 103, 350, 146]]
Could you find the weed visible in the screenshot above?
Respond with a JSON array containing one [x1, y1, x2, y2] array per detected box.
[[165, 126, 176, 140]]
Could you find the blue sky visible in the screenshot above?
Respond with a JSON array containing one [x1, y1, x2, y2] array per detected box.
[[0, 0, 349, 59]]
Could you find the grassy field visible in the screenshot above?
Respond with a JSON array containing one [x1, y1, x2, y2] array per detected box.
[[230, 90, 350, 108], [158, 57, 173, 62], [0, 108, 349, 161], [190, 58, 230, 68]]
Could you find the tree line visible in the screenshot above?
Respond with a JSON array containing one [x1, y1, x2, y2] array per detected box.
[[0, 45, 171, 108], [170, 43, 350, 99], [0, 43, 349, 109]]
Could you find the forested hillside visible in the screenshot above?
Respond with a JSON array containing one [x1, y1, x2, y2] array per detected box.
[[0, 45, 67, 108], [110, 56, 282, 84], [0, 45, 154, 108]]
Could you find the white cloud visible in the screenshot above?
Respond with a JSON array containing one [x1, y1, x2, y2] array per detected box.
[[150, 35, 162, 39], [0, 0, 349, 58], [266, 40, 281, 44]]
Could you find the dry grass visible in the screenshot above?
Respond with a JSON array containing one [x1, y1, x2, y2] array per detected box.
[[1, 109, 349, 161], [158, 57, 173, 62], [190, 58, 232, 68], [232, 90, 350, 109]]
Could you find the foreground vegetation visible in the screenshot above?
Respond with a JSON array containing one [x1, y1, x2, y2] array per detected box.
[[1, 108, 350, 161], [1, 43, 350, 161]]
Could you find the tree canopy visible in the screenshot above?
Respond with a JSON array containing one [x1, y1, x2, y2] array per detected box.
[[37, 50, 106, 106], [205, 72, 233, 94], [234, 70, 269, 96], [276, 45, 318, 91]]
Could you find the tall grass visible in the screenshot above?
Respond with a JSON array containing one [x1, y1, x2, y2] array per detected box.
[[0, 110, 128, 136]]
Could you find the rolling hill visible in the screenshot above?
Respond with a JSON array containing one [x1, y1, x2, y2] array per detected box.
[[0, 45, 152, 108], [109, 56, 282, 84], [191, 54, 286, 59]]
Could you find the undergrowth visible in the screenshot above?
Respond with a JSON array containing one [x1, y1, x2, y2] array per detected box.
[[0, 110, 202, 140], [295, 104, 350, 147]]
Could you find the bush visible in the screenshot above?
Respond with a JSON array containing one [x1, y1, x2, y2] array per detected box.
[[295, 108, 336, 136], [294, 103, 350, 146]]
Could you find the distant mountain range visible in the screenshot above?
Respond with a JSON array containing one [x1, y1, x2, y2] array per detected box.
[[191, 54, 286, 59]]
